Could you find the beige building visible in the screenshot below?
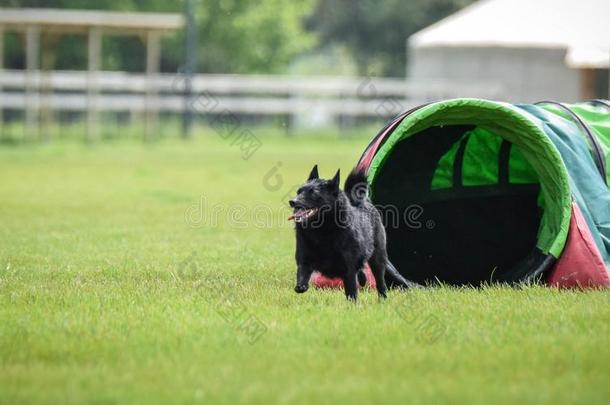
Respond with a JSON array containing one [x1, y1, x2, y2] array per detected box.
[[407, 0, 610, 102]]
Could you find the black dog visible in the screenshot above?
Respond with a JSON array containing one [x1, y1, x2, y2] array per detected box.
[[289, 165, 416, 300]]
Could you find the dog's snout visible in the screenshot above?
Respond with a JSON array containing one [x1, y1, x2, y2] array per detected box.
[[289, 199, 296, 208]]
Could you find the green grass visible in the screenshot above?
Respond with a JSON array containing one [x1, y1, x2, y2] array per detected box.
[[0, 132, 609, 404]]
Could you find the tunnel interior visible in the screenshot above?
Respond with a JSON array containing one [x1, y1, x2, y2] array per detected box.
[[372, 125, 543, 285]]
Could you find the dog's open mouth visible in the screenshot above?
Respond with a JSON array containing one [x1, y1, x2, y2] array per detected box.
[[288, 207, 319, 223]]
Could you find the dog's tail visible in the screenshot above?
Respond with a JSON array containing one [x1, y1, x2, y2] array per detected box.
[[385, 260, 423, 289], [344, 168, 369, 207]]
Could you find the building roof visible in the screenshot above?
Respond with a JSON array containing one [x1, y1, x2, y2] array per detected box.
[[0, 8, 184, 32], [409, 0, 610, 68]]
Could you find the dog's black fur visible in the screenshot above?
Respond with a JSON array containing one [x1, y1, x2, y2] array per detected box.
[[289, 165, 417, 300]]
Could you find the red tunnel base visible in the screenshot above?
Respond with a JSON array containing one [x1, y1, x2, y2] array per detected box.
[[547, 202, 610, 288], [311, 263, 377, 289]]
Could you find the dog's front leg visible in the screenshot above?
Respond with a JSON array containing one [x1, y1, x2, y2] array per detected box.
[[294, 265, 313, 294], [343, 273, 358, 301]]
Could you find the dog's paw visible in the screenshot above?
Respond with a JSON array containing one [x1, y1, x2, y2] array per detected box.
[[294, 284, 309, 294]]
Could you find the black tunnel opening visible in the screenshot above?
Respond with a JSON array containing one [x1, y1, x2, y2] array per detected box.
[[372, 125, 543, 285]]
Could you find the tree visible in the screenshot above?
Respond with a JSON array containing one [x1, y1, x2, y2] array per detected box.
[[0, 0, 317, 73], [191, 0, 317, 73], [307, 0, 476, 77]]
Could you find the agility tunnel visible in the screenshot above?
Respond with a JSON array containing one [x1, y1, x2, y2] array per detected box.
[[315, 99, 610, 288]]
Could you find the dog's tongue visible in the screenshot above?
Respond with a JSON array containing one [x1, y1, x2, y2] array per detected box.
[[289, 208, 316, 221], [288, 209, 306, 221]]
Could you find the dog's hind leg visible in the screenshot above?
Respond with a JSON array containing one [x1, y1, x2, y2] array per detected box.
[[343, 272, 359, 301], [357, 270, 367, 287], [368, 253, 388, 299]]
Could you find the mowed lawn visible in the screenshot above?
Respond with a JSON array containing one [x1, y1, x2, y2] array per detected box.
[[0, 132, 609, 404]]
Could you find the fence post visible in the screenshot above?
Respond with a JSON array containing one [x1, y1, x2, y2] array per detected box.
[[25, 25, 40, 141], [145, 30, 161, 140], [182, 0, 197, 138], [87, 27, 101, 142], [40, 34, 59, 142]]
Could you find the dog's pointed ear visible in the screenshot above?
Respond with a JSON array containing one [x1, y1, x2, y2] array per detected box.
[[308, 165, 319, 181], [331, 169, 340, 188]]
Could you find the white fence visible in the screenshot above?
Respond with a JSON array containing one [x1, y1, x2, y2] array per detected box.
[[0, 69, 505, 138]]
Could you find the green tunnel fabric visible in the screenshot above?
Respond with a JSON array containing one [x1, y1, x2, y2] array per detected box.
[[431, 127, 539, 190], [368, 99, 572, 258], [539, 102, 610, 184], [520, 104, 610, 268]]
